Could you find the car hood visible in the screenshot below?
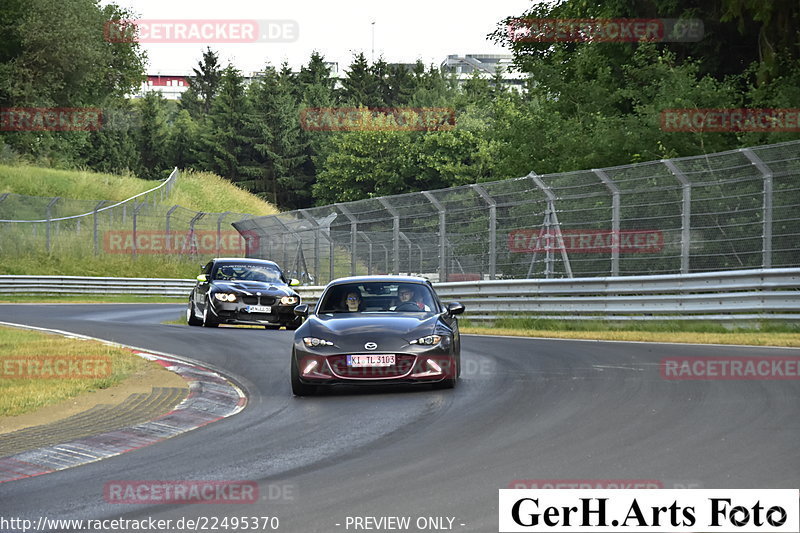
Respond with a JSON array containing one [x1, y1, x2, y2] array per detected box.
[[211, 281, 296, 296], [304, 313, 445, 351]]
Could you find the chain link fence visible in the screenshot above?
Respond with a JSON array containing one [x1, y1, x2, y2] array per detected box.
[[234, 140, 800, 283], [0, 169, 257, 269]]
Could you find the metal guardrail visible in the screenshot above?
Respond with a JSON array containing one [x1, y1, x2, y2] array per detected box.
[[0, 268, 798, 321], [0, 276, 196, 297]]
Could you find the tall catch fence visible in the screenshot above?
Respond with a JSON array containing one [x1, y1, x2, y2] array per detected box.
[[0, 169, 257, 268], [234, 140, 800, 284]]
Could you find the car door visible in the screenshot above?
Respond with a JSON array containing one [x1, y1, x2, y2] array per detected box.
[[195, 260, 214, 313], [431, 281, 461, 355]]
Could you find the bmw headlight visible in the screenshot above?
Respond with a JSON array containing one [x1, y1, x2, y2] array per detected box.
[[213, 292, 237, 302], [280, 296, 299, 305], [410, 335, 442, 345], [303, 337, 334, 347]]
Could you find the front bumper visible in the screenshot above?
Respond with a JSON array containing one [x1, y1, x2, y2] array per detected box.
[[210, 301, 299, 325], [293, 349, 457, 385]]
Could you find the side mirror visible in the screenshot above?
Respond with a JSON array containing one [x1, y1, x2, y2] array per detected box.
[[294, 304, 309, 318], [289, 278, 301, 287], [196, 274, 208, 283], [446, 302, 465, 316]]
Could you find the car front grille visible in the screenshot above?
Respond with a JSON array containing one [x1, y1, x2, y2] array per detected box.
[[240, 295, 277, 305], [326, 354, 416, 378]]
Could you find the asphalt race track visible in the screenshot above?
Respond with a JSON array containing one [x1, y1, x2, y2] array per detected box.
[[1, 304, 798, 532]]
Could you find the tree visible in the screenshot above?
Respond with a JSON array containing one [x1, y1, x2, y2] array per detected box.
[[168, 109, 200, 169], [199, 65, 255, 184], [184, 47, 222, 117], [136, 91, 170, 179], [0, 0, 145, 166], [340, 53, 382, 106], [246, 64, 309, 208]]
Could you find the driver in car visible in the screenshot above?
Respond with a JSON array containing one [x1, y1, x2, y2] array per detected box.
[[390, 285, 431, 311], [216, 266, 236, 280]]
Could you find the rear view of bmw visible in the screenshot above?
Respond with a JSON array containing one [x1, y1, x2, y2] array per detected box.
[[290, 276, 464, 395]]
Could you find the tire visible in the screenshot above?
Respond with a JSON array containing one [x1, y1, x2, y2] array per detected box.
[[187, 297, 202, 326], [283, 318, 301, 330], [433, 355, 458, 389], [291, 357, 316, 396], [202, 305, 219, 328]]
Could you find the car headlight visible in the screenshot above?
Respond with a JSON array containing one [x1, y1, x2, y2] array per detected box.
[[410, 335, 442, 345], [280, 296, 299, 305], [303, 337, 334, 347], [213, 292, 237, 302]]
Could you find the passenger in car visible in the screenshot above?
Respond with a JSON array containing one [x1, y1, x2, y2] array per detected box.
[[343, 290, 364, 312]]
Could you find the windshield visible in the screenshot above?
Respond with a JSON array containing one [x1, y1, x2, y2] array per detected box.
[[212, 263, 284, 283], [318, 282, 438, 314]]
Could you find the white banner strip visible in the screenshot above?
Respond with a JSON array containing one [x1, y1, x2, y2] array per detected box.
[[499, 489, 799, 532]]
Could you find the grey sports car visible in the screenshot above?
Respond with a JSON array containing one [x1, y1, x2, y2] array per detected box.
[[290, 276, 465, 395]]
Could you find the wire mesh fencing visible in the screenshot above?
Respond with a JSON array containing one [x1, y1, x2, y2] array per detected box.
[[233, 140, 800, 283], [0, 169, 257, 273]]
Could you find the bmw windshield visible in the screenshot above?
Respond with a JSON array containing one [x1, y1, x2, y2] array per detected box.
[[211, 263, 285, 283]]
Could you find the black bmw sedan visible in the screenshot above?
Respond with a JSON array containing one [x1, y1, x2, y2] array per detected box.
[[290, 276, 465, 395], [187, 258, 302, 329]]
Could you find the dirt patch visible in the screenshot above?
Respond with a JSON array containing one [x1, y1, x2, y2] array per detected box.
[[0, 358, 188, 435]]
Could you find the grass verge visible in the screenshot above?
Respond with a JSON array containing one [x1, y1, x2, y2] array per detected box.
[[0, 165, 278, 216], [0, 325, 149, 416], [459, 318, 800, 347]]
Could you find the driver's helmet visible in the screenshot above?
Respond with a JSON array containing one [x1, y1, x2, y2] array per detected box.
[[218, 265, 236, 279]]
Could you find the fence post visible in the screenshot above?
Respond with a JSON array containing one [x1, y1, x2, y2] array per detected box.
[[165, 205, 179, 254], [0, 194, 8, 243], [398, 232, 413, 275], [593, 169, 620, 276], [92, 200, 106, 255], [528, 173, 573, 278], [378, 198, 400, 275], [741, 148, 773, 269], [662, 159, 692, 274], [471, 184, 497, 280], [187, 212, 206, 256], [299, 210, 321, 283], [217, 212, 230, 256], [422, 191, 446, 282], [336, 203, 358, 276], [45, 197, 59, 253], [358, 231, 374, 275], [132, 201, 146, 259]]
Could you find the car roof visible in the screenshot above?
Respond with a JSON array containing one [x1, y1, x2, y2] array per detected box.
[[213, 258, 280, 268], [326, 275, 430, 286]]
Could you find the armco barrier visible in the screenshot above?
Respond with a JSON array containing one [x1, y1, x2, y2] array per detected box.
[[0, 268, 797, 320]]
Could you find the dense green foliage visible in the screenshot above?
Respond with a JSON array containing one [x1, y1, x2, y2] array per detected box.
[[1, 0, 798, 211]]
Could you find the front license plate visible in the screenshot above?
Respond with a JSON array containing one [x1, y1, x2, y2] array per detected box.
[[246, 305, 272, 313], [347, 354, 395, 367]]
